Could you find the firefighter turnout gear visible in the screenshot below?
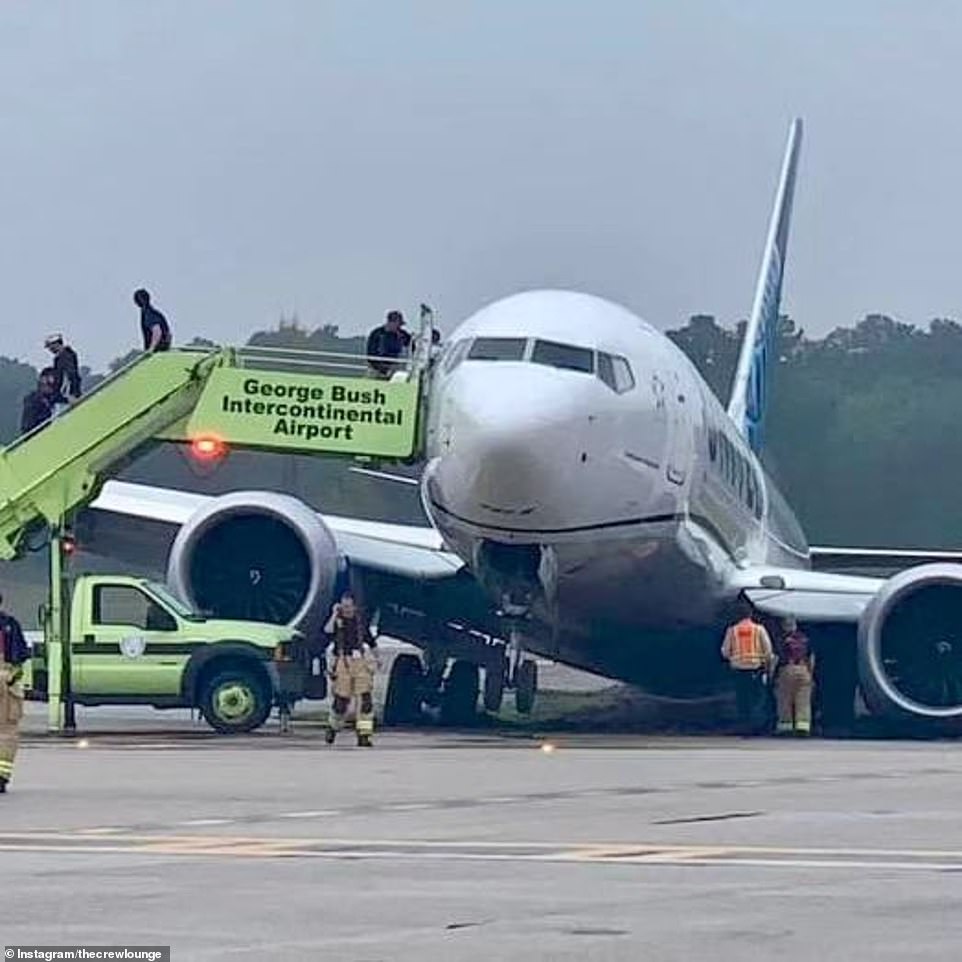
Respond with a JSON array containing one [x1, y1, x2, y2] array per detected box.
[[721, 614, 775, 735], [776, 626, 815, 735], [324, 599, 378, 746], [0, 609, 29, 792]]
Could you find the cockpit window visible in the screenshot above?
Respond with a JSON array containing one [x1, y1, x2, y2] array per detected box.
[[531, 339, 595, 374], [598, 352, 635, 393], [441, 338, 471, 374], [467, 337, 528, 361], [598, 352, 616, 390], [612, 356, 635, 392]]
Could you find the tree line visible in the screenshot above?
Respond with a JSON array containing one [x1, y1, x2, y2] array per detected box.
[[1, 311, 959, 547]]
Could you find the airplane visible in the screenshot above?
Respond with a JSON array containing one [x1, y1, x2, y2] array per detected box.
[[79, 117, 962, 732]]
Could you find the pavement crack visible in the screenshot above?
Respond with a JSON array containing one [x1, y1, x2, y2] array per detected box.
[[652, 810, 763, 825]]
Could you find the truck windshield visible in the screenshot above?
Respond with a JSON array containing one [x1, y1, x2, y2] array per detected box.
[[146, 582, 205, 622]]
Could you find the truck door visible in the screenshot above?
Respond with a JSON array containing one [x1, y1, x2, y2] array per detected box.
[[74, 583, 185, 698]]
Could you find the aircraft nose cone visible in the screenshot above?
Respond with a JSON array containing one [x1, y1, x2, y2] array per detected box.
[[428, 365, 596, 526]]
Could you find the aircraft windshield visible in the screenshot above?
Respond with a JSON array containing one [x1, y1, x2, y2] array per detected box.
[[531, 339, 595, 373], [467, 337, 527, 361], [455, 335, 634, 390]]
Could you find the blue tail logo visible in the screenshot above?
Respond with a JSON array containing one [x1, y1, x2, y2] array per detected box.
[[728, 118, 802, 453]]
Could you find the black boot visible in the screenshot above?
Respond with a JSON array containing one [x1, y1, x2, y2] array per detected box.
[[0, 777, 7, 794], [324, 727, 336, 745]]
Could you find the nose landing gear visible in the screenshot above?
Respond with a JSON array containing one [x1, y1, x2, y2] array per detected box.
[[380, 614, 540, 727], [383, 652, 425, 725], [506, 623, 538, 716], [514, 657, 538, 715], [441, 660, 480, 726]]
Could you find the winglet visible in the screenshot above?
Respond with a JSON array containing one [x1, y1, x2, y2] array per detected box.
[[727, 118, 803, 452]]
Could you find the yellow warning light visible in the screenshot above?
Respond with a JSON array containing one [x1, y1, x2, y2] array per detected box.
[[540, 742, 556, 754]]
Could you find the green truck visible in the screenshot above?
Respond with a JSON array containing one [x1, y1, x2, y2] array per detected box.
[[24, 574, 308, 734]]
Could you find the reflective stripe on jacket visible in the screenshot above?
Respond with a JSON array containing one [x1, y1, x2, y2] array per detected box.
[[722, 618, 772, 670]]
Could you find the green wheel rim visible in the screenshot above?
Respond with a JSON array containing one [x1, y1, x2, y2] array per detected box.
[[213, 681, 256, 724]]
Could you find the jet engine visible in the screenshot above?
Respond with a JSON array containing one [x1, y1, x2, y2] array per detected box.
[[166, 491, 339, 632], [858, 563, 962, 724]]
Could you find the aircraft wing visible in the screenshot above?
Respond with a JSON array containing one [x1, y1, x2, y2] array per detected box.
[[85, 480, 464, 581], [727, 566, 884, 623]]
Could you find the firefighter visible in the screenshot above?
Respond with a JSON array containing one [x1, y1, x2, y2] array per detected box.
[[775, 616, 815, 736], [0, 592, 29, 794], [721, 598, 775, 735], [323, 592, 379, 746]]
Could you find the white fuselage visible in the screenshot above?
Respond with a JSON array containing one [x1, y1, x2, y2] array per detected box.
[[421, 290, 810, 688]]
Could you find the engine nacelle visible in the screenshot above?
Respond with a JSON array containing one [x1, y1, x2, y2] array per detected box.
[[166, 491, 339, 633], [858, 563, 962, 723]]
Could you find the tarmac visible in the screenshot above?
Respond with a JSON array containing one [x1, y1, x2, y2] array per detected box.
[[6, 701, 962, 961]]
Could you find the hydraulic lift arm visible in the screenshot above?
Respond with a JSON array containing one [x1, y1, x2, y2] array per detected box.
[[0, 336, 432, 732]]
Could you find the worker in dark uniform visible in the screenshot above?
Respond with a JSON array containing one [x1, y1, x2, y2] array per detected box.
[[44, 334, 82, 404], [20, 368, 58, 434], [133, 288, 172, 352], [366, 310, 411, 379], [323, 592, 379, 746], [775, 616, 815, 735], [721, 597, 775, 734], [0, 592, 29, 794]]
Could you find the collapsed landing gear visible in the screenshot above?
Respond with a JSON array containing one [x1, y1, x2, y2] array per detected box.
[[514, 658, 538, 715], [383, 653, 424, 725], [483, 656, 506, 713], [506, 622, 538, 715], [441, 660, 480, 726]]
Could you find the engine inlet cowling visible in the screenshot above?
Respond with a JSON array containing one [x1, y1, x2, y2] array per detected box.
[[858, 563, 962, 723], [166, 491, 338, 632]]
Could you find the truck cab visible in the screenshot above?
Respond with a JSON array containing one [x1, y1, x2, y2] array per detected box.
[[26, 575, 306, 734]]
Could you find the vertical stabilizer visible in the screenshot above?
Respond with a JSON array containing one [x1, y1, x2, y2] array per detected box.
[[727, 118, 803, 452]]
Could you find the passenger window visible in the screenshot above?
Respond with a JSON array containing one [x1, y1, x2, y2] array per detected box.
[[467, 337, 528, 361], [93, 586, 176, 632], [612, 357, 635, 393], [531, 340, 595, 374]]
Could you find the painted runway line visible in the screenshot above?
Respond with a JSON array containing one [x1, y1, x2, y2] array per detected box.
[[4, 831, 962, 872]]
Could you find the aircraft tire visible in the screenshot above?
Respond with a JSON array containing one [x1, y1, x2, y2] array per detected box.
[[483, 662, 505, 713], [441, 660, 480, 726], [384, 653, 424, 725], [514, 659, 538, 715]]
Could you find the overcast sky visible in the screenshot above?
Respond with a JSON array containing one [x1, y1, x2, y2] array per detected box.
[[3, 1, 962, 369]]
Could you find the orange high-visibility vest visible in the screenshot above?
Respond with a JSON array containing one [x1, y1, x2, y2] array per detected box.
[[728, 619, 767, 669]]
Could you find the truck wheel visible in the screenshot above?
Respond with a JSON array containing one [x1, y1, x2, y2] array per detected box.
[[200, 666, 271, 734]]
